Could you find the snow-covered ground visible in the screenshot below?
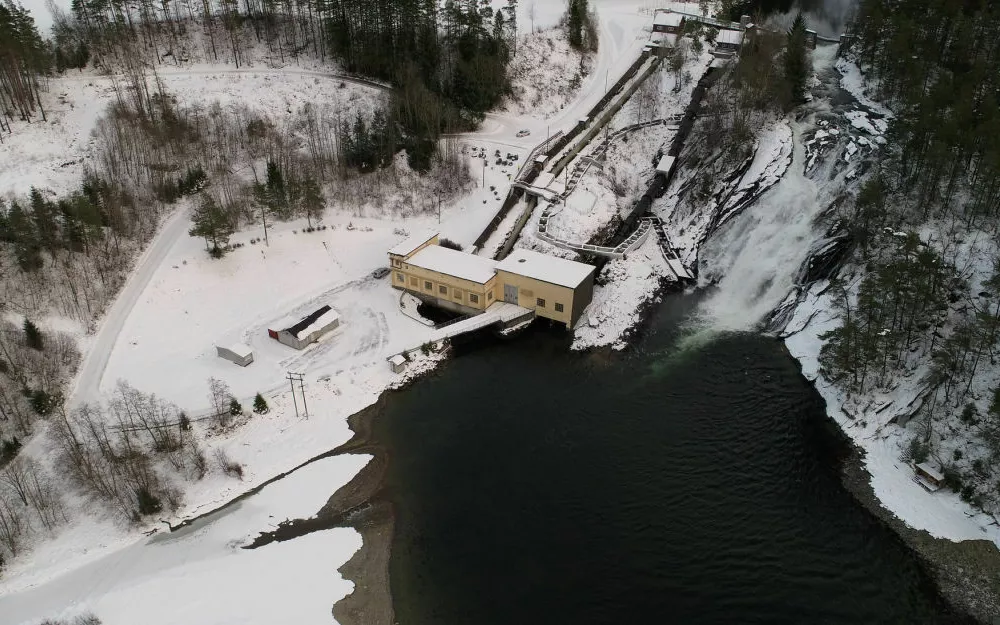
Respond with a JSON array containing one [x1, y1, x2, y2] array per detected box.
[[502, 28, 594, 119], [0, 67, 385, 199], [1, 454, 369, 624], [572, 237, 673, 350]]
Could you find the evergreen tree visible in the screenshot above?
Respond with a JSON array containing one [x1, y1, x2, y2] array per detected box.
[[783, 13, 809, 105], [23, 318, 43, 350], [4, 200, 43, 271], [188, 194, 234, 256], [228, 397, 243, 417], [253, 392, 269, 414], [567, 0, 583, 49], [300, 177, 325, 228]]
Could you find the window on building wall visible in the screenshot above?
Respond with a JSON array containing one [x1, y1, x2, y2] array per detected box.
[[537, 298, 546, 307], [424, 281, 432, 290], [555, 303, 564, 313], [470, 294, 479, 304], [439, 285, 448, 295], [392, 259, 400, 268], [454, 290, 463, 300], [488, 291, 494, 300], [396, 272, 404, 282]]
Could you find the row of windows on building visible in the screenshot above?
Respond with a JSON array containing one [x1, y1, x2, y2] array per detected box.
[[395, 271, 564, 313], [395, 272, 492, 304]]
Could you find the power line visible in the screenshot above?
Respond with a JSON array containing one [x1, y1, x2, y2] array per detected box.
[[286, 372, 307, 419]]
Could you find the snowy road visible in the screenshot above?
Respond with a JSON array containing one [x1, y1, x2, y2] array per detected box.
[[68, 206, 190, 407]]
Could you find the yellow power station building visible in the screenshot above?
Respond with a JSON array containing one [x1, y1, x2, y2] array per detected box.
[[388, 231, 595, 328]]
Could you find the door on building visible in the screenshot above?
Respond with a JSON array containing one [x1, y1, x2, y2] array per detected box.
[[503, 283, 519, 304]]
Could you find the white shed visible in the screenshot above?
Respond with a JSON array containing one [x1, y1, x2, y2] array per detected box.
[[216, 343, 254, 367], [656, 155, 676, 177], [389, 354, 407, 374]]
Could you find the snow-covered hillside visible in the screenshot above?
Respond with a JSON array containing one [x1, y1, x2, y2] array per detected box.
[[502, 28, 594, 119]]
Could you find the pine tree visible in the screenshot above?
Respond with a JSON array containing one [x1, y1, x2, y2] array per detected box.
[[567, 0, 583, 49], [229, 397, 243, 417], [783, 13, 809, 105], [188, 194, 234, 256], [5, 201, 43, 271], [253, 392, 269, 414], [23, 318, 43, 350]]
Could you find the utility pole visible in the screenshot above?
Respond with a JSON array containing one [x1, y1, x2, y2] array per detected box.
[[297, 373, 308, 418], [286, 372, 306, 418], [261, 204, 270, 246]]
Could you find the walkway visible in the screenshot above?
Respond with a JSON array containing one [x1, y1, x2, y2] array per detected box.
[[657, 8, 742, 30], [531, 117, 682, 260], [397, 301, 534, 355], [650, 217, 695, 281]]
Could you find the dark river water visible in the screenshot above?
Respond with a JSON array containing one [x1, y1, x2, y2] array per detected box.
[[374, 291, 970, 625]]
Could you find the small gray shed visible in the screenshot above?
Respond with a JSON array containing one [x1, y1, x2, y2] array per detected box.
[[216, 343, 254, 366], [389, 354, 407, 374]]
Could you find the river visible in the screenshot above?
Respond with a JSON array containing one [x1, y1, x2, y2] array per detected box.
[[372, 289, 971, 624]]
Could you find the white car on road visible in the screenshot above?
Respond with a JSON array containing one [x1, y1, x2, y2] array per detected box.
[[516, 129, 531, 137]]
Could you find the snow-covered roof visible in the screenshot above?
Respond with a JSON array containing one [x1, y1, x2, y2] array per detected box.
[[654, 11, 684, 27], [389, 354, 406, 366], [406, 245, 498, 284], [388, 229, 438, 257], [288, 306, 340, 338], [650, 31, 678, 46], [224, 343, 253, 358], [656, 155, 676, 174], [716, 29, 744, 46], [496, 249, 595, 289], [915, 462, 944, 482]]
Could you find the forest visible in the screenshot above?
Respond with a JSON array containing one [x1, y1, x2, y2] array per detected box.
[[819, 0, 1000, 516]]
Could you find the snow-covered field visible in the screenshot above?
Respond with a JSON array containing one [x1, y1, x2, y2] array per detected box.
[[1, 454, 369, 624]]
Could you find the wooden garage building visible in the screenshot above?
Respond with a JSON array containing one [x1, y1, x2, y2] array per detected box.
[[268, 304, 340, 350]]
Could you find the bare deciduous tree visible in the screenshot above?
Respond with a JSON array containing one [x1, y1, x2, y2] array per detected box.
[[207, 377, 232, 427]]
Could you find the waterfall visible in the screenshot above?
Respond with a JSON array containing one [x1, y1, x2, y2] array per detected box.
[[693, 122, 827, 332], [688, 44, 860, 334]]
